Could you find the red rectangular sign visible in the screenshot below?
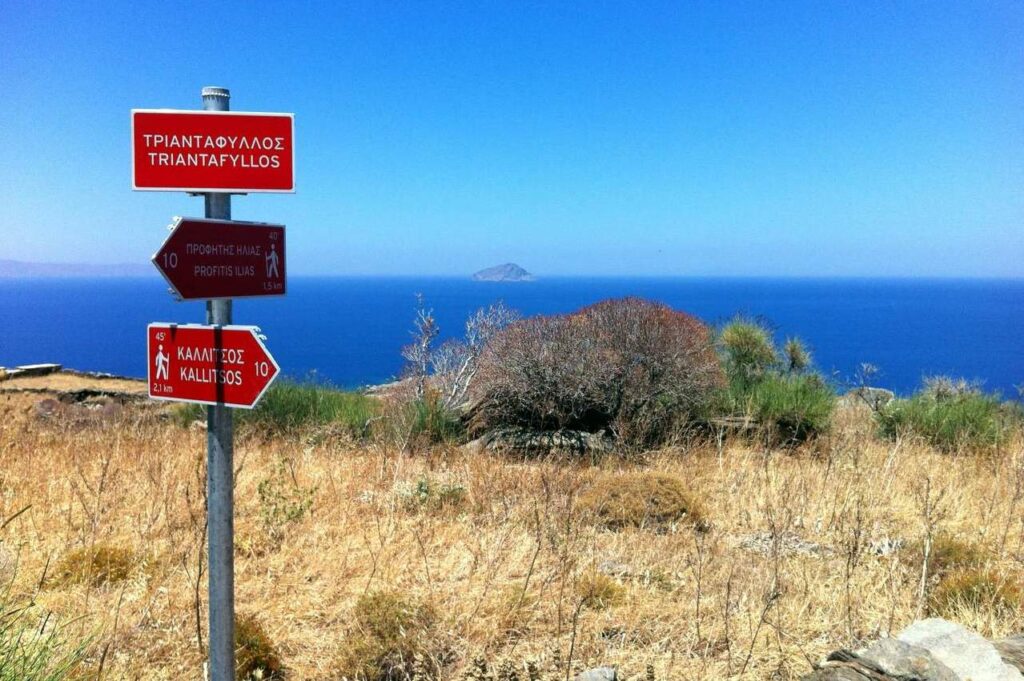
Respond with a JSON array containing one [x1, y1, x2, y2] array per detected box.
[[147, 324, 280, 408], [153, 217, 285, 300], [132, 110, 295, 193]]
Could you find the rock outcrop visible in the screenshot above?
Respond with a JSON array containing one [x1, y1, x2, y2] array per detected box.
[[805, 619, 1024, 681], [462, 427, 613, 457]]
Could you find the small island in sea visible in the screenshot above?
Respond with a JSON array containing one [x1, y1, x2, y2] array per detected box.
[[471, 263, 535, 282]]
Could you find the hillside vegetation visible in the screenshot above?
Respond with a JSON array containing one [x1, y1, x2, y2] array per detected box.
[[1, 298, 1022, 680]]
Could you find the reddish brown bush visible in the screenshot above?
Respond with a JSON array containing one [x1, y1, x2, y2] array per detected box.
[[468, 298, 723, 447]]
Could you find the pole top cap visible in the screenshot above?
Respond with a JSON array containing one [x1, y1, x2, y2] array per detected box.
[[201, 86, 230, 100]]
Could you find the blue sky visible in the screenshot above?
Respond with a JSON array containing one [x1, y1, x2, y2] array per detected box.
[[1, 1, 1022, 276]]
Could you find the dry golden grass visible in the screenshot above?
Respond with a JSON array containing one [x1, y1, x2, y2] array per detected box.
[[577, 471, 705, 532], [1, 396, 1023, 679]]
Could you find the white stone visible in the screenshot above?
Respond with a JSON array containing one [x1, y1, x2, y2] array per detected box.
[[898, 618, 1024, 681], [575, 668, 616, 681]]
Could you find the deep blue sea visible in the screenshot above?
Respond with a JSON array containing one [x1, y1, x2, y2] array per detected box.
[[1, 276, 1022, 397]]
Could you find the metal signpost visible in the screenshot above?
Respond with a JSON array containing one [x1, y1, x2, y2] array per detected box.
[[152, 217, 286, 300], [134, 87, 293, 681]]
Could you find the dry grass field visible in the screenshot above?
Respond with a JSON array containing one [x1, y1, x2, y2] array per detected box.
[[2, 388, 1023, 680]]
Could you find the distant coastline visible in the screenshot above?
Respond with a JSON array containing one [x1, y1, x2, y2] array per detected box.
[[0, 259, 151, 278], [1, 259, 1020, 281]]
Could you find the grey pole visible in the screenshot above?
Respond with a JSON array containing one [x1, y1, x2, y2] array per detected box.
[[201, 85, 235, 681]]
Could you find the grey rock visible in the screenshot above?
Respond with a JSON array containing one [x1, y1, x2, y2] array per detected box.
[[574, 667, 616, 681], [460, 436, 487, 455], [34, 398, 63, 418], [995, 635, 1024, 673], [853, 637, 958, 680], [469, 427, 614, 457], [597, 559, 632, 578], [802, 668, 873, 681], [738, 531, 832, 557], [34, 396, 126, 423], [898, 618, 1024, 681], [817, 639, 957, 680], [869, 536, 905, 557]]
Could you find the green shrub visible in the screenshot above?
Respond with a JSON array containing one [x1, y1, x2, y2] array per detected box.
[[902, 534, 987, 577], [235, 614, 283, 680], [578, 472, 705, 531], [719, 317, 777, 391], [712, 319, 834, 443], [335, 591, 441, 681], [748, 373, 836, 444], [0, 595, 90, 680], [577, 571, 625, 610], [243, 380, 378, 436], [783, 337, 812, 373], [172, 380, 379, 438], [50, 545, 139, 588], [406, 395, 463, 445], [877, 380, 1012, 452], [930, 568, 1023, 618]]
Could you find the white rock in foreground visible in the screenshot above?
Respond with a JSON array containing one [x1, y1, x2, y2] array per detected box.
[[898, 618, 1024, 681]]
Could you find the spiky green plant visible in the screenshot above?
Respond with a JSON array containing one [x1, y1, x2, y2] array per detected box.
[[783, 337, 812, 373], [0, 585, 90, 681], [718, 317, 778, 391], [748, 373, 836, 444]]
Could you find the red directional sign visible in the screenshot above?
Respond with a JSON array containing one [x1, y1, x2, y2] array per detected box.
[[131, 110, 295, 192], [147, 324, 280, 408], [152, 217, 285, 300]]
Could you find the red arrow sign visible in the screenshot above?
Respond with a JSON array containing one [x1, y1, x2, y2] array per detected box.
[[132, 110, 295, 192], [147, 324, 280, 408], [152, 217, 285, 300]]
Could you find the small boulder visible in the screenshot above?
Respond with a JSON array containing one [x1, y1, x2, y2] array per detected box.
[[738, 531, 831, 557], [34, 398, 63, 419], [467, 427, 614, 457], [575, 667, 616, 681], [846, 637, 958, 680], [802, 668, 875, 681], [995, 635, 1024, 673], [803, 620, 1024, 680], [597, 559, 632, 578], [898, 619, 1024, 681], [809, 638, 956, 680]]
